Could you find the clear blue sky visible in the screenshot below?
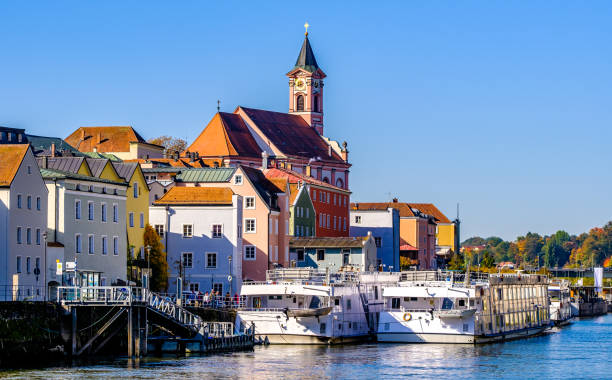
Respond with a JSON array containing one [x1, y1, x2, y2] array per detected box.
[[2, 1, 611, 241]]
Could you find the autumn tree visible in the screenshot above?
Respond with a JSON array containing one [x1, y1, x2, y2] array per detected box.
[[148, 135, 188, 153], [542, 230, 571, 268], [144, 224, 168, 292]]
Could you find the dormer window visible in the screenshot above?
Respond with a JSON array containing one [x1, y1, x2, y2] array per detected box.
[[296, 95, 304, 111]]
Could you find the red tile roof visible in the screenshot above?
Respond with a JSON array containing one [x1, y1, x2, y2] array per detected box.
[[187, 113, 262, 158], [264, 167, 349, 193], [350, 202, 416, 217], [237, 107, 345, 162], [0, 144, 29, 187], [65, 126, 159, 153], [154, 187, 234, 205], [407, 203, 451, 223]]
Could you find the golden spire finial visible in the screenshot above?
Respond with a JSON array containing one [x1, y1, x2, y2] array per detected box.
[[304, 22, 309, 36]]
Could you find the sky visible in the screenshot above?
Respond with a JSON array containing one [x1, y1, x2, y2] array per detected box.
[[2, 1, 612, 241]]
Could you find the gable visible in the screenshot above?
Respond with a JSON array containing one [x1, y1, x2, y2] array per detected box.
[[98, 161, 123, 182], [187, 113, 261, 158], [0, 144, 29, 187]]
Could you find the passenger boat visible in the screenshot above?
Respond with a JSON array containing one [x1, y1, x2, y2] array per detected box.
[[549, 281, 573, 326], [235, 268, 398, 344], [377, 271, 550, 344]]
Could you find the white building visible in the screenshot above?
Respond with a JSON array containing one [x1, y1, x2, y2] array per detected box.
[[350, 207, 400, 271], [149, 186, 243, 296], [0, 144, 48, 300]]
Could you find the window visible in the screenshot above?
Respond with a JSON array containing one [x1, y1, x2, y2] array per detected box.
[[275, 219, 278, 234], [113, 237, 119, 255], [36, 229, 41, 245], [319, 323, 326, 334], [17, 194, 22, 208], [140, 213, 144, 228], [346, 299, 351, 310], [206, 252, 217, 268], [355, 215, 361, 224], [26, 228, 31, 244], [101, 203, 107, 222], [27, 165, 31, 174], [75, 234, 82, 253], [155, 224, 164, 238], [182, 252, 193, 268], [333, 194, 336, 205], [213, 283, 223, 294], [16, 256, 21, 273], [333, 216, 337, 230], [234, 175, 243, 185], [375, 237, 382, 248], [326, 214, 330, 228], [296, 94, 304, 111], [306, 208, 309, 218], [183, 224, 193, 238], [102, 236, 108, 255], [317, 249, 325, 261], [312, 190, 316, 200], [88, 235, 95, 254], [26, 257, 31, 274], [245, 197, 255, 209], [245, 219, 256, 233], [88, 202, 94, 221], [391, 298, 401, 309], [27, 195, 32, 210], [35, 257, 40, 271], [297, 249, 305, 262], [212, 224, 222, 238], [36, 197, 41, 211], [344, 218, 347, 231], [342, 249, 350, 265], [113, 204, 118, 223], [75, 200, 81, 219], [129, 212, 134, 227], [133, 182, 139, 198], [244, 245, 256, 260], [16, 227, 22, 244]]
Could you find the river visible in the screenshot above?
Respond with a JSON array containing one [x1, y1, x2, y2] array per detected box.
[[2, 314, 611, 379]]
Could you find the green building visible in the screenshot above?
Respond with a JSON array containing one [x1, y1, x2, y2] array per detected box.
[[289, 183, 315, 237]]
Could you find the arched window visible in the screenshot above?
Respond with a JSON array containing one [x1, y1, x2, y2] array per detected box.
[[322, 177, 329, 184], [296, 95, 304, 111], [313, 95, 319, 112], [335, 178, 344, 189]]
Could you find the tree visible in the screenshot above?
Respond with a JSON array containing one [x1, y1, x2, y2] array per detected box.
[[462, 237, 486, 246], [144, 224, 168, 292], [148, 135, 187, 153], [447, 253, 465, 271], [542, 230, 571, 268], [481, 251, 495, 268]]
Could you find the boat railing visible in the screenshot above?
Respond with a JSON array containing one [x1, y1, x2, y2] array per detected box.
[[399, 271, 489, 284], [266, 268, 361, 284]]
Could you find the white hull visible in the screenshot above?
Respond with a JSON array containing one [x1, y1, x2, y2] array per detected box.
[[378, 326, 547, 344], [256, 333, 370, 345]]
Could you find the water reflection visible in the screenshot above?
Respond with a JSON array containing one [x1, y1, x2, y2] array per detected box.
[[2, 315, 612, 379]]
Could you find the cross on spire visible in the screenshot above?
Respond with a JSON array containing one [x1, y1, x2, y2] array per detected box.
[[304, 22, 309, 36], [217, 99, 220, 112]]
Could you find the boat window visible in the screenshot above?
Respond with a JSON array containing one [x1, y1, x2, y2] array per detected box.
[[253, 297, 262, 309], [309, 296, 321, 309], [442, 298, 454, 310], [348, 322, 352, 329], [385, 323, 390, 331], [410, 297, 418, 301], [346, 299, 351, 310], [463, 323, 469, 332], [391, 298, 401, 309], [458, 299, 465, 307], [320, 323, 326, 334], [334, 298, 340, 306], [293, 297, 297, 304], [373, 286, 378, 300], [268, 295, 282, 300], [469, 299, 475, 307]]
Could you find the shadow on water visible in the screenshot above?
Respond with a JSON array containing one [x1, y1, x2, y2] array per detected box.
[[2, 314, 612, 379]]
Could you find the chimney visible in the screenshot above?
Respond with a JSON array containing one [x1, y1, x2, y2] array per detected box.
[[305, 165, 311, 177], [41, 156, 48, 169], [80, 129, 85, 140], [261, 151, 269, 169], [392, 197, 398, 203], [174, 151, 179, 160], [96, 132, 101, 145], [162, 149, 167, 159], [93, 147, 98, 153], [341, 141, 349, 162], [50, 143, 56, 158]]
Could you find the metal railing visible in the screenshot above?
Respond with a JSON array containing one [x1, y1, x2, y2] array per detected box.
[[202, 322, 235, 338], [263, 268, 360, 285], [156, 293, 247, 309], [0, 285, 48, 301], [146, 291, 203, 332], [57, 286, 147, 305]]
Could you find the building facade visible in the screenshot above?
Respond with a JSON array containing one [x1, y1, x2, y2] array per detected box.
[[0, 145, 48, 300], [289, 235, 377, 272], [288, 183, 316, 237], [150, 187, 242, 296], [349, 207, 400, 271]]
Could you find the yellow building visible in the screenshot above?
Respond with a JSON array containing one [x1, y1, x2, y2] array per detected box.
[[406, 203, 460, 255], [112, 162, 150, 277]]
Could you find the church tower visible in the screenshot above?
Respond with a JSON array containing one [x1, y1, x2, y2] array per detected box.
[[287, 24, 326, 135]]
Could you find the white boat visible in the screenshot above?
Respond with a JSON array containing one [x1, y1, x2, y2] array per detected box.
[[377, 271, 550, 344], [549, 281, 573, 326], [235, 268, 398, 344]]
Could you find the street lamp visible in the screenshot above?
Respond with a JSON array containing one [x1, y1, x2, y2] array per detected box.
[[228, 255, 233, 303], [145, 245, 151, 291]]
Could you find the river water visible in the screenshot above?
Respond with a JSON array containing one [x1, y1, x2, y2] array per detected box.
[[2, 314, 611, 379]]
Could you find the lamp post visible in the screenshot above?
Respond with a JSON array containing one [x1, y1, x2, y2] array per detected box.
[[145, 245, 151, 291], [228, 255, 233, 303]]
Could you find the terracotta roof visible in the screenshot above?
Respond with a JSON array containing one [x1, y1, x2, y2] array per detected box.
[[407, 203, 451, 223], [350, 202, 415, 217], [186, 113, 261, 158], [36, 157, 86, 174], [288, 183, 300, 204], [264, 167, 349, 193], [0, 144, 29, 187], [154, 187, 234, 206], [237, 107, 344, 162], [400, 239, 418, 251], [125, 157, 217, 168], [268, 178, 288, 193], [65, 126, 159, 153], [290, 236, 369, 248]]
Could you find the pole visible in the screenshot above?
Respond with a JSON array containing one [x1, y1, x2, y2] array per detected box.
[[127, 306, 133, 357]]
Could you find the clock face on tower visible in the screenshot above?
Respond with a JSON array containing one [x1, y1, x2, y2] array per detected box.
[[295, 78, 306, 91]]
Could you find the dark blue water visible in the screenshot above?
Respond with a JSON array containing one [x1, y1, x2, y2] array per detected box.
[[2, 315, 611, 379]]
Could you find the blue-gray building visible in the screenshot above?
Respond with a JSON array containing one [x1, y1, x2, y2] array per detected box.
[[289, 236, 377, 272], [349, 206, 400, 271]]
